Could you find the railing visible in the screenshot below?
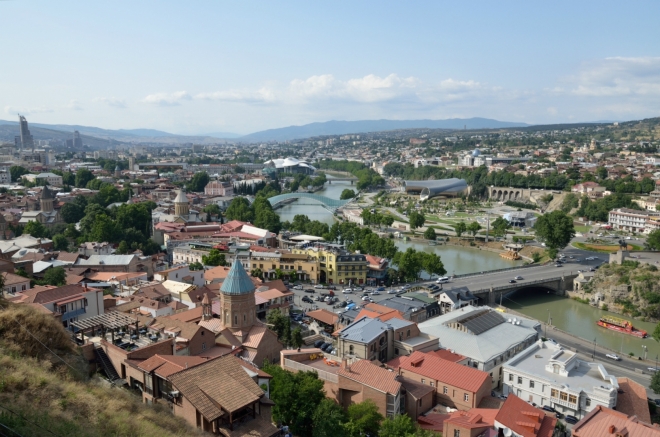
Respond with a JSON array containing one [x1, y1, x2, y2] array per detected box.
[[60, 307, 86, 321], [470, 277, 566, 295], [284, 358, 339, 383]]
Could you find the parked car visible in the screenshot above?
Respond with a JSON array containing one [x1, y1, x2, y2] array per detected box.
[[320, 343, 332, 351], [314, 284, 324, 289], [653, 399, 660, 406], [370, 290, 381, 295], [342, 288, 353, 294], [436, 277, 450, 284], [325, 346, 334, 353], [555, 412, 564, 419], [362, 296, 371, 301], [387, 289, 398, 294], [313, 339, 324, 348], [302, 296, 313, 304], [542, 406, 557, 414], [293, 285, 303, 290], [376, 287, 385, 291], [304, 288, 315, 293], [565, 415, 579, 424], [606, 353, 621, 361], [327, 286, 337, 290], [648, 367, 659, 373], [555, 264, 562, 267]]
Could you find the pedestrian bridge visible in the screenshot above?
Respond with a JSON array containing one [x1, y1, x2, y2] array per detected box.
[[267, 193, 351, 212]]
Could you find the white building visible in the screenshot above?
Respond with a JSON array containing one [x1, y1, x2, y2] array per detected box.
[[154, 264, 205, 287], [418, 306, 540, 389], [0, 171, 10, 184], [609, 208, 660, 233], [343, 209, 364, 226], [23, 172, 63, 186], [204, 180, 234, 197], [502, 339, 618, 419], [78, 242, 114, 257]]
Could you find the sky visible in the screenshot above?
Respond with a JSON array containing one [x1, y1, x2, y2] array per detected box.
[[2, 1, 660, 135]]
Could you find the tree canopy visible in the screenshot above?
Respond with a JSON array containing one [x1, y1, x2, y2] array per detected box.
[[534, 210, 575, 254], [340, 189, 356, 200], [201, 249, 226, 267]]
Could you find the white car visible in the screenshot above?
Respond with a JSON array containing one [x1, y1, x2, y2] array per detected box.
[[387, 289, 398, 294], [436, 277, 450, 284], [605, 353, 621, 361], [314, 284, 324, 289], [370, 290, 381, 295], [362, 295, 371, 301], [514, 276, 523, 280], [342, 288, 353, 294], [293, 285, 303, 290]]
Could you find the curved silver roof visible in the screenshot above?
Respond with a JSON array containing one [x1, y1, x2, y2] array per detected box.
[[403, 178, 468, 199]]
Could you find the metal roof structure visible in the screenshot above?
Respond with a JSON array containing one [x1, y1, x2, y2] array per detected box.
[[402, 178, 468, 200], [267, 192, 351, 212], [457, 309, 505, 335], [70, 311, 140, 331], [220, 261, 255, 295], [338, 316, 413, 343]]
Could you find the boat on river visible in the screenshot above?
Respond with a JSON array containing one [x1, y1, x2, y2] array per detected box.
[[597, 316, 648, 338], [499, 249, 521, 261]]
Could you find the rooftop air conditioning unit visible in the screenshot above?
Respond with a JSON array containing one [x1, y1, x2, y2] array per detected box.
[[170, 390, 180, 397]]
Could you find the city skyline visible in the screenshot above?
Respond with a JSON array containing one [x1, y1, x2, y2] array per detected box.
[[2, 1, 659, 135]]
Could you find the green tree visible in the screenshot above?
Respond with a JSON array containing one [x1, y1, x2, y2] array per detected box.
[[263, 363, 325, 437], [467, 221, 482, 237], [291, 327, 304, 349], [251, 268, 263, 279], [116, 241, 130, 254], [225, 197, 254, 222], [52, 234, 69, 252], [408, 211, 425, 231], [266, 308, 290, 341], [423, 227, 436, 240], [291, 214, 311, 232], [75, 168, 95, 188], [23, 220, 49, 239], [651, 370, 660, 394], [201, 249, 226, 266], [392, 248, 423, 282], [534, 210, 576, 254], [312, 398, 348, 437], [252, 196, 281, 233], [60, 202, 85, 224], [43, 266, 66, 286], [647, 229, 660, 251], [420, 252, 446, 278], [187, 172, 210, 192], [491, 217, 510, 238], [652, 323, 660, 343], [202, 203, 221, 217], [340, 188, 356, 200], [345, 399, 383, 437], [9, 166, 30, 183], [379, 414, 417, 437], [454, 221, 467, 238], [89, 214, 120, 243], [189, 262, 203, 271]]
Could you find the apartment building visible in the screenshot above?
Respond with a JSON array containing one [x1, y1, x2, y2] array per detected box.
[[502, 339, 618, 419], [608, 208, 660, 233], [291, 244, 368, 285]]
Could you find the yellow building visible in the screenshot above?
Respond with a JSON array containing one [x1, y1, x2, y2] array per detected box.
[[292, 245, 368, 285], [248, 251, 321, 282]]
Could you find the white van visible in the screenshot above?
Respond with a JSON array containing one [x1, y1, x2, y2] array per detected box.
[[436, 277, 450, 284], [605, 353, 621, 361]]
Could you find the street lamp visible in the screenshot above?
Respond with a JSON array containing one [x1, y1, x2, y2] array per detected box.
[[592, 337, 597, 360]]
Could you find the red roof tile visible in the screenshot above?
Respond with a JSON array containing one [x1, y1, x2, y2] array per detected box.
[[572, 405, 660, 437], [495, 394, 556, 437], [396, 351, 489, 393], [337, 360, 401, 395]]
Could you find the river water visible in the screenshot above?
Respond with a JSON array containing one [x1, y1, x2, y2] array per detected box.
[[276, 176, 523, 275], [504, 290, 660, 359]]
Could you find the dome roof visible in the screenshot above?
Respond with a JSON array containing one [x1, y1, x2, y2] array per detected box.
[[173, 189, 187, 204], [220, 261, 255, 295], [471, 148, 481, 157]]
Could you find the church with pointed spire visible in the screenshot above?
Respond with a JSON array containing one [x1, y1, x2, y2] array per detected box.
[[18, 185, 63, 227]]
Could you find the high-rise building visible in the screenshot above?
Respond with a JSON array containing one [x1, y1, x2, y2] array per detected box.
[[72, 131, 83, 148], [17, 115, 35, 151]]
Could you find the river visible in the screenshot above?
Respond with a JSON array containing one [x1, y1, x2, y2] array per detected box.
[[504, 289, 660, 360], [275, 175, 523, 275]]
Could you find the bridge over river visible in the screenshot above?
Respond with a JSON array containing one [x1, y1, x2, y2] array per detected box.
[[267, 192, 354, 212]]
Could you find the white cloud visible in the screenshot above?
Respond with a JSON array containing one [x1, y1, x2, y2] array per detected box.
[[65, 99, 83, 111], [4, 105, 53, 115], [568, 57, 660, 97], [195, 87, 276, 104], [141, 91, 192, 106], [289, 73, 422, 103], [95, 97, 127, 108]]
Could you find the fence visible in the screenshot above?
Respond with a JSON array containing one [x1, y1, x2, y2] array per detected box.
[[284, 358, 339, 383]]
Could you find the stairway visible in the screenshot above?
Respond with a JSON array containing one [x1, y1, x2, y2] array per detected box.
[[95, 347, 120, 382]]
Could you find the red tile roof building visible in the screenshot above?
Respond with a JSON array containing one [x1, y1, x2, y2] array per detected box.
[[337, 359, 403, 418], [494, 394, 556, 437], [394, 351, 491, 410], [572, 405, 660, 437]]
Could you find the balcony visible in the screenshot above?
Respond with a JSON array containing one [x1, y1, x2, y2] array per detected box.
[[60, 307, 87, 321]]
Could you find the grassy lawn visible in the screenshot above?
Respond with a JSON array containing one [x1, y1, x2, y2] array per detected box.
[[574, 225, 591, 233]]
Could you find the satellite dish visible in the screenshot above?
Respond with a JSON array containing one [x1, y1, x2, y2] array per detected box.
[[503, 428, 512, 437]]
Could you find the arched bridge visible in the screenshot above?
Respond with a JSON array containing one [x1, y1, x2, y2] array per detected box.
[[469, 274, 578, 305], [267, 193, 352, 212]]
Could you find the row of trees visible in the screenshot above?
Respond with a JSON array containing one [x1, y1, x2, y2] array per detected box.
[[392, 248, 446, 282], [317, 159, 385, 190], [453, 221, 482, 238], [262, 362, 434, 437], [225, 190, 282, 233]]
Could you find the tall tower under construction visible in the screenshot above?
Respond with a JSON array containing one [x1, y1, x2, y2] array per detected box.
[[15, 115, 35, 152]]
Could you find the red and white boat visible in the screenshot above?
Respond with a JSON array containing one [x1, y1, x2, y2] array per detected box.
[[597, 316, 647, 338]]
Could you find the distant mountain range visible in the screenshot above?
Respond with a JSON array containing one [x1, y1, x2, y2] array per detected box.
[[239, 118, 530, 142]]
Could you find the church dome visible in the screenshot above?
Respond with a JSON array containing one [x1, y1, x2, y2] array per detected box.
[[471, 148, 481, 157], [220, 261, 255, 295]]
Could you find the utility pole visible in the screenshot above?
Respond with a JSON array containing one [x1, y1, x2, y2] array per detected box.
[[485, 211, 490, 243]]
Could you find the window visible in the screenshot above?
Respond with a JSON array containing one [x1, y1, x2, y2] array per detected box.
[[508, 373, 513, 382], [407, 329, 410, 338], [463, 393, 469, 402], [454, 430, 461, 437], [349, 345, 354, 354], [569, 394, 577, 404], [202, 343, 206, 351], [443, 386, 448, 394], [394, 348, 399, 355], [430, 382, 434, 387], [421, 379, 425, 384], [560, 392, 568, 402], [586, 398, 591, 406], [21, 285, 26, 291], [234, 315, 237, 325], [529, 380, 535, 389], [551, 389, 559, 398], [518, 376, 523, 384]]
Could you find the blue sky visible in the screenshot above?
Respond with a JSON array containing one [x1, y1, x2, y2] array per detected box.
[[2, 1, 660, 135]]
